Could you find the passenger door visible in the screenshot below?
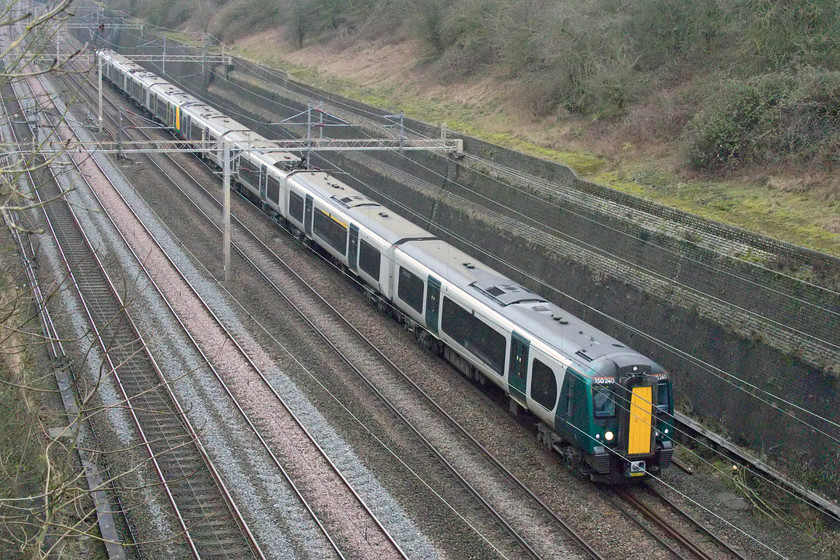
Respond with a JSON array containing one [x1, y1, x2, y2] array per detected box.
[[259, 165, 267, 200], [425, 276, 441, 334], [304, 194, 313, 236], [558, 370, 586, 446], [508, 331, 529, 405], [348, 225, 359, 272]]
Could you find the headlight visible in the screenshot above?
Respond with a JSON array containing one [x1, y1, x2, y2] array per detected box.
[[605, 431, 614, 441], [664, 428, 669, 434]]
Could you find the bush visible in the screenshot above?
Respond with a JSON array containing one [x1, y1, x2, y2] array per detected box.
[[209, 0, 283, 41], [685, 74, 794, 170], [408, 0, 448, 57], [520, 28, 642, 118], [626, 0, 724, 69], [685, 70, 840, 171], [737, 0, 840, 71], [139, 0, 193, 28]]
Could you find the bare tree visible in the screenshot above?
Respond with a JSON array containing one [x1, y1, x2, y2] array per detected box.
[[0, 0, 82, 230], [0, 3, 195, 557]]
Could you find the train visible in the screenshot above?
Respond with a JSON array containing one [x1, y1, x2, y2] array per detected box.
[[98, 48, 675, 483]]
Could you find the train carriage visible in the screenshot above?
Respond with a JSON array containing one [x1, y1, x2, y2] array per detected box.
[[392, 238, 675, 480], [98, 48, 675, 482], [237, 147, 298, 216]]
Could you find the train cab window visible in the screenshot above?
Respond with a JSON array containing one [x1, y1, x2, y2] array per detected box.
[[441, 296, 506, 375], [531, 359, 558, 410], [592, 385, 616, 418], [289, 191, 304, 222], [313, 208, 348, 256], [657, 381, 671, 413], [398, 267, 424, 314], [359, 240, 381, 279]]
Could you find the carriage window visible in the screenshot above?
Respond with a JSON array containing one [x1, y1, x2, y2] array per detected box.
[[398, 267, 424, 313], [240, 163, 260, 187], [359, 240, 381, 279], [289, 191, 304, 222], [592, 385, 616, 418], [531, 359, 558, 410], [441, 297, 506, 375], [313, 208, 347, 256], [267, 178, 280, 203], [189, 123, 202, 141]]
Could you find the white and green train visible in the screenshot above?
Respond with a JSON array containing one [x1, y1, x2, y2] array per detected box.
[[100, 49, 675, 482]]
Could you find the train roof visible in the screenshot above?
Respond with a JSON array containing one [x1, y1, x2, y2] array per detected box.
[[100, 50, 135, 68], [239, 141, 301, 168], [102, 50, 301, 168], [149, 83, 201, 106], [289, 171, 434, 243], [102, 51, 158, 82], [398, 238, 659, 377], [185, 106, 252, 137]]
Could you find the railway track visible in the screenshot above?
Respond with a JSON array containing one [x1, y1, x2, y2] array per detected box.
[[0, 68, 137, 560], [4, 71, 262, 559], [8, 17, 834, 560], [63, 45, 611, 560], [192, 37, 840, 526], [50, 45, 412, 560], [612, 484, 749, 560]]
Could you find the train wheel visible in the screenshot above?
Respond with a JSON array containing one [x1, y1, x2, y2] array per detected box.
[[417, 330, 433, 352], [563, 447, 581, 473]]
